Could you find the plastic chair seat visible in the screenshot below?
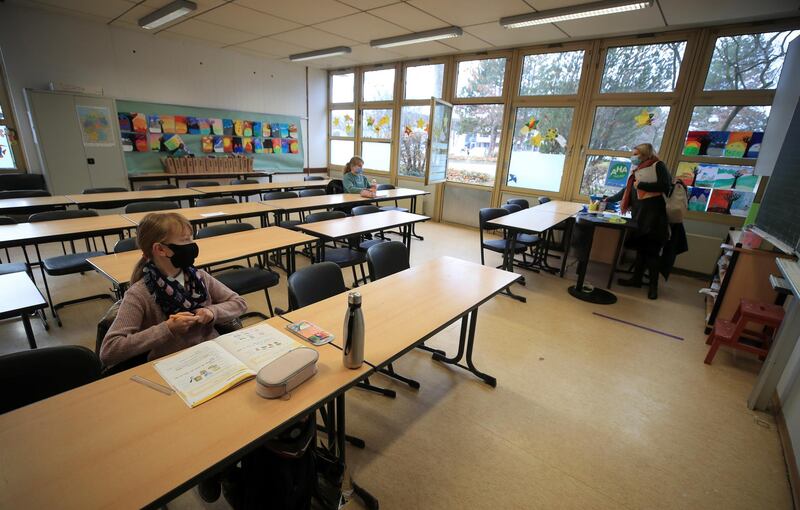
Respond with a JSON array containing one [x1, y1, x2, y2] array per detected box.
[[379, 205, 409, 213], [516, 233, 540, 245], [42, 251, 106, 275], [323, 247, 366, 267], [279, 219, 302, 230], [0, 262, 27, 276], [215, 268, 279, 295], [482, 239, 528, 254], [359, 238, 387, 251]]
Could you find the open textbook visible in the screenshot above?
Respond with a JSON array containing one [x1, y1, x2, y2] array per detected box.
[[154, 323, 304, 408]]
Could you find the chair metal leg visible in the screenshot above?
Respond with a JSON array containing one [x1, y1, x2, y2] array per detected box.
[[350, 265, 359, 288], [264, 288, 275, 317], [379, 363, 420, 389]]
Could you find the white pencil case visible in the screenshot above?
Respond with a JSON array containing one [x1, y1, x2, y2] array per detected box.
[[255, 347, 319, 399]]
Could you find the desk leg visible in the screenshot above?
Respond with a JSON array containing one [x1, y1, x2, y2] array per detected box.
[[21, 313, 37, 349], [409, 197, 423, 241], [606, 229, 627, 290], [560, 218, 574, 278], [499, 228, 526, 303], [433, 309, 496, 386], [336, 394, 379, 510], [289, 247, 296, 275]]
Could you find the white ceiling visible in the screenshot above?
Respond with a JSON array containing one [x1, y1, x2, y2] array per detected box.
[[11, 0, 800, 69]]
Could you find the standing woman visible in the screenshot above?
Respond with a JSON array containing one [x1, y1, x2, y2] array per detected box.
[[342, 156, 370, 193], [604, 143, 671, 299]]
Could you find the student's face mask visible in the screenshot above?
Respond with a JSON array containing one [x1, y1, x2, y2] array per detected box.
[[165, 242, 199, 269], [630, 155, 640, 166], [354, 166, 363, 174]]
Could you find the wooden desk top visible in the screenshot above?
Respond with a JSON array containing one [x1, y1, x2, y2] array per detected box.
[[487, 208, 573, 232], [284, 256, 520, 366], [0, 318, 369, 509], [123, 202, 275, 225], [261, 193, 367, 212], [0, 215, 135, 248], [89, 226, 315, 286], [373, 188, 429, 200], [532, 200, 585, 215], [298, 211, 429, 239], [0, 195, 75, 211], [130, 171, 276, 180], [0, 272, 46, 314], [191, 180, 330, 195], [66, 188, 202, 205]]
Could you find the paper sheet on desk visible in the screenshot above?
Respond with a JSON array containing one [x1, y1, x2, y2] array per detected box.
[[200, 212, 225, 218]]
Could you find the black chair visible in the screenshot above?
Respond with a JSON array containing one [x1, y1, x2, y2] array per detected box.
[[113, 237, 138, 253], [83, 187, 128, 194], [299, 189, 326, 197], [502, 203, 522, 214], [195, 197, 237, 208], [351, 205, 388, 251], [506, 198, 530, 209], [139, 184, 177, 191], [124, 201, 180, 213], [326, 179, 344, 195], [478, 208, 528, 268], [285, 262, 396, 398], [0, 345, 101, 415], [195, 223, 279, 320], [502, 204, 540, 258], [0, 189, 51, 199], [0, 173, 47, 191], [538, 197, 551, 204], [262, 191, 301, 229], [305, 211, 368, 286], [230, 179, 261, 202], [375, 184, 409, 213], [366, 241, 409, 281], [28, 209, 113, 326], [186, 181, 220, 188], [304, 175, 326, 181]]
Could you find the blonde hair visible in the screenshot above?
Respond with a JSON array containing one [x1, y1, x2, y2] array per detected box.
[[343, 156, 364, 174], [130, 212, 192, 283], [634, 143, 658, 161]]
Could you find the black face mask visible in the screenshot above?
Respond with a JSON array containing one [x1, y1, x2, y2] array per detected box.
[[165, 242, 199, 269]]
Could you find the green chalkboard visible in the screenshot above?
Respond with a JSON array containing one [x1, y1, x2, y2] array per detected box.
[[116, 99, 304, 174]]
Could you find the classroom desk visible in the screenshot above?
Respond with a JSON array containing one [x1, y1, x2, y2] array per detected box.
[[128, 171, 275, 189], [0, 271, 47, 349], [66, 188, 204, 209], [283, 255, 520, 387], [263, 193, 370, 224], [0, 215, 134, 250], [123, 202, 275, 228], [0, 320, 371, 509], [190, 179, 331, 197], [88, 226, 316, 289], [531, 200, 585, 216], [0, 195, 74, 214], [298, 211, 429, 255]]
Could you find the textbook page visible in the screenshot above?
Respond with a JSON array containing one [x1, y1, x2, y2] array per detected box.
[[215, 322, 303, 372], [153, 341, 254, 408]]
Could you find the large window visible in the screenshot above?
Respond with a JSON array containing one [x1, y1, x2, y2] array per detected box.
[[330, 110, 355, 137], [456, 58, 506, 98], [362, 68, 395, 102], [447, 105, 504, 186], [600, 41, 687, 93], [405, 64, 444, 100], [0, 62, 21, 171], [519, 51, 584, 96], [704, 31, 799, 90], [331, 72, 354, 103], [398, 106, 429, 178], [328, 71, 355, 169], [508, 107, 574, 192]]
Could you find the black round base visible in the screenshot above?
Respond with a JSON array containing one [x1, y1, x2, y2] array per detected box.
[[568, 285, 617, 304]]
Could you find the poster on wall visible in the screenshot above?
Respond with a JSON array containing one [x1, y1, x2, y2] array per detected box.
[[605, 159, 631, 188], [76, 105, 114, 146]]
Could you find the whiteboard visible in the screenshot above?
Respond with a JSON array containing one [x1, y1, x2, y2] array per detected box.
[[425, 98, 453, 186]]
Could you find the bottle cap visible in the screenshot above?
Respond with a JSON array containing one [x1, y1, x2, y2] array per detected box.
[[347, 291, 362, 305]]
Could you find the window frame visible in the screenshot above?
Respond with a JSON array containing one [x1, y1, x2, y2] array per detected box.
[[327, 68, 357, 172], [0, 59, 26, 172]]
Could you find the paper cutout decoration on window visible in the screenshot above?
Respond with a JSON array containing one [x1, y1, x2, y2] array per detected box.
[[687, 186, 710, 211], [118, 113, 132, 133], [187, 117, 201, 135], [121, 135, 133, 152], [706, 131, 729, 157], [675, 162, 697, 186], [132, 113, 147, 133], [213, 136, 224, 153], [148, 115, 162, 133], [233, 120, 244, 137], [289, 123, 298, 139], [683, 131, 709, 156], [529, 132, 542, 147], [162, 134, 182, 152], [634, 110, 654, 127], [134, 133, 148, 152], [272, 138, 282, 154], [223, 119, 233, 136], [232, 137, 244, 154], [243, 137, 253, 153], [745, 132, 763, 158], [724, 131, 751, 158], [253, 138, 264, 153], [263, 139, 273, 154], [253, 122, 262, 138], [174, 116, 188, 134], [210, 118, 223, 135], [161, 116, 176, 134], [223, 136, 233, 153], [201, 136, 214, 153], [198, 118, 211, 135], [519, 117, 538, 136], [290, 140, 299, 154], [243, 121, 253, 137], [605, 159, 631, 188], [149, 133, 162, 152]]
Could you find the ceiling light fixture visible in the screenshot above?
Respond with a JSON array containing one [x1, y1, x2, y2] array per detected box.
[[370, 27, 463, 48], [499, 0, 653, 29], [289, 46, 352, 62], [138, 0, 197, 30]]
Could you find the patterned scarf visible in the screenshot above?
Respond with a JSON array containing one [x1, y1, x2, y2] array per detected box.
[[142, 261, 208, 317], [620, 157, 659, 214]]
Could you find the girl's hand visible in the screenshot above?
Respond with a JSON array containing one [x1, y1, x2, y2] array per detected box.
[[167, 312, 198, 335], [194, 308, 215, 324]]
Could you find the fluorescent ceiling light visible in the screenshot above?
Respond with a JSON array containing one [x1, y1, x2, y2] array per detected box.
[[139, 0, 197, 30], [500, 0, 653, 28], [290, 46, 352, 62], [371, 27, 463, 48]]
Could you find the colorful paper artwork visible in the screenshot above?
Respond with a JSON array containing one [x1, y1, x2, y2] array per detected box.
[[706, 131, 729, 157], [730, 191, 755, 217], [134, 133, 148, 152], [187, 117, 201, 135], [148, 115, 162, 133], [683, 131, 708, 156], [272, 138, 282, 154], [162, 134, 183, 152], [243, 137, 253, 153], [724, 131, 751, 158], [198, 118, 211, 135], [174, 116, 188, 134], [264, 139, 273, 153], [707, 189, 734, 214], [232, 137, 244, 154], [132, 113, 147, 133], [118, 113, 132, 132], [634, 109, 654, 127], [281, 139, 290, 153], [263, 124, 271, 137], [243, 121, 253, 137], [253, 138, 264, 153], [694, 165, 718, 188], [713, 166, 738, 189], [289, 123, 298, 139], [605, 159, 631, 188], [223, 136, 233, 153], [745, 132, 763, 158], [253, 122, 262, 138], [121, 136, 133, 152], [161, 115, 176, 134], [210, 118, 223, 135], [290, 139, 299, 154], [675, 162, 697, 186], [233, 120, 244, 137], [213, 136, 224, 153], [77, 105, 114, 146], [223, 119, 233, 136], [201, 136, 214, 153], [687, 187, 711, 212], [149, 133, 162, 151]]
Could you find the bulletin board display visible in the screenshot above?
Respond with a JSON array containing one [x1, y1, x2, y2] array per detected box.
[[116, 100, 304, 174]]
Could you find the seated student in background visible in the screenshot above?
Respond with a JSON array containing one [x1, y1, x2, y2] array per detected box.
[[342, 155, 370, 193], [100, 212, 247, 368]]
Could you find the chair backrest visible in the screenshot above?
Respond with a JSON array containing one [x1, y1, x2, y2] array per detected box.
[[0, 346, 101, 414], [113, 237, 139, 253], [538, 196, 551, 205], [326, 179, 344, 194], [0, 215, 16, 225], [502, 203, 522, 214], [506, 198, 529, 209], [366, 241, 409, 281], [83, 187, 128, 194], [195, 222, 254, 239], [230, 179, 259, 185], [376, 184, 395, 191], [299, 189, 326, 198], [0, 173, 47, 191], [195, 197, 237, 207], [124, 201, 179, 213], [139, 184, 177, 190], [478, 207, 508, 230], [262, 191, 298, 201], [0, 189, 51, 199], [352, 205, 381, 216], [29, 209, 99, 222], [185, 181, 219, 187], [304, 210, 346, 224], [287, 261, 346, 309], [304, 175, 326, 181]]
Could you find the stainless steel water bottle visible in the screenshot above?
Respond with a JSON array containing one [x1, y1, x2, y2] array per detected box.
[[343, 291, 364, 369]]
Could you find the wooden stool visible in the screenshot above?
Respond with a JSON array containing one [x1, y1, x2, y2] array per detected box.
[[704, 299, 785, 365]]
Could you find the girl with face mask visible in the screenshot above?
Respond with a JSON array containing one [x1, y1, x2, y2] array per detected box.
[[100, 212, 247, 368], [342, 155, 370, 193]]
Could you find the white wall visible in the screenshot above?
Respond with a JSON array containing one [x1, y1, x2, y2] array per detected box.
[[0, 3, 327, 173]]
